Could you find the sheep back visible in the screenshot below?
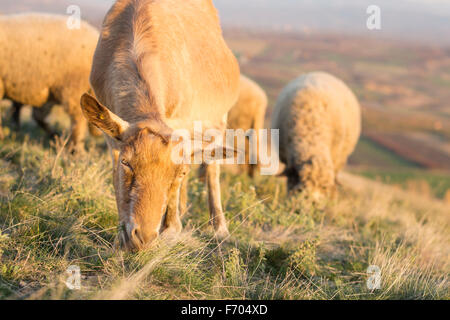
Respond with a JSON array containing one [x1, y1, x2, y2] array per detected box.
[[0, 13, 99, 107]]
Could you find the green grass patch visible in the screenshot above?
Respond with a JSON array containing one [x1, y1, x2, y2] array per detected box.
[[352, 167, 450, 199], [350, 137, 421, 169], [0, 122, 448, 300]]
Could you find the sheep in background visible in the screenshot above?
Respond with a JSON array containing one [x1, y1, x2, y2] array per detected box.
[[271, 72, 361, 197], [197, 74, 267, 187], [226, 75, 268, 177], [0, 13, 99, 150]]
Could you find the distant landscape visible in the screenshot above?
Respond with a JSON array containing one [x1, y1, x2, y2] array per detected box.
[[2, 0, 450, 45]]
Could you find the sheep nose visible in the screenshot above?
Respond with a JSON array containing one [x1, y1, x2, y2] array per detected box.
[[129, 227, 145, 250], [127, 226, 158, 251]]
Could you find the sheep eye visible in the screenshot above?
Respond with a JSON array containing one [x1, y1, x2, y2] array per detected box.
[[121, 159, 132, 169]]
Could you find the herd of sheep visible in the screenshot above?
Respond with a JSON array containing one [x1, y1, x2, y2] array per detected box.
[[0, 0, 361, 250]]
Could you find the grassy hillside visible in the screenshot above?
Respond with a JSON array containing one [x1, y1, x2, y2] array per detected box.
[[353, 168, 450, 200], [349, 137, 420, 169], [349, 137, 450, 200], [0, 121, 448, 300]]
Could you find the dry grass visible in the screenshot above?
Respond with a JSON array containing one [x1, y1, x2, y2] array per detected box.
[[0, 115, 448, 300]]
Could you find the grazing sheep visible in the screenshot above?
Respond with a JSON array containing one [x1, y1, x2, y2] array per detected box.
[[0, 13, 99, 150], [80, 0, 240, 250], [227, 75, 268, 177], [198, 75, 268, 178], [271, 72, 361, 197]]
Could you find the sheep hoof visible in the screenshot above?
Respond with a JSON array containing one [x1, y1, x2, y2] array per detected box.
[[214, 225, 230, 241], [67, 143, 85, 156]]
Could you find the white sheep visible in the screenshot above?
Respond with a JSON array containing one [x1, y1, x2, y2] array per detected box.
[[0, 13, 99, 149], [271, 72, 361, 197]]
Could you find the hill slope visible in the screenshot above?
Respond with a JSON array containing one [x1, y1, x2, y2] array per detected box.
[[0, 122, 448, 300]]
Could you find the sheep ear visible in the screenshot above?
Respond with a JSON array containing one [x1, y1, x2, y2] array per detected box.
[[80, 93, 129, 140]]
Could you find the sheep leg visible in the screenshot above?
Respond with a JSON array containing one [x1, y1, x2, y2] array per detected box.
[[179, 171, 190, 218], [206, 162, 230, 239], [247, 137, 257, 177], [65, 100, 88, 153], [160, 178, 183, 237], [244, 136, 253, 177], [248, 164, 256, 178], [32, 103, 56, 138], [249, 113, 264, 178], [12, 102, 23, 130], [198, 163, 207, 181]]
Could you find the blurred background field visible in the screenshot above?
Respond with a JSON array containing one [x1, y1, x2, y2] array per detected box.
[[0, 0, 449, 299]]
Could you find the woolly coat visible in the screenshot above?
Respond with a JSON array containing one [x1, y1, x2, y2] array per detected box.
[[271, 72, 361, 194], [0, 13, 99, 146]]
